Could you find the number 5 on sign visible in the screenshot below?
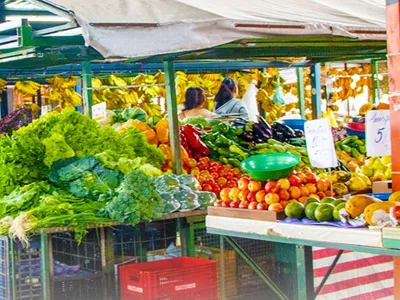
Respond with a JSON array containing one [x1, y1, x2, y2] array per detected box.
[[366, 110, 391, 157]]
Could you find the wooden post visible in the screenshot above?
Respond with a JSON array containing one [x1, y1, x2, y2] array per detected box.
[[386, 1, 400, 299]]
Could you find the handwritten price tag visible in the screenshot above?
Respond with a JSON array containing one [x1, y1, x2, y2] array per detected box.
[[92, 102, 107, 122], [366, 110, 391, 157], [304, 119, 338, 168]]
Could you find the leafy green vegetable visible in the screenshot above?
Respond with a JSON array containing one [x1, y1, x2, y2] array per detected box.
[[43, 133, 75, 167], [0, 109, 165, 197], [182, 116, 209, 127], [102, 170, 163, 225], [49, 157, 123, 199], [113, 107, 147, 123]]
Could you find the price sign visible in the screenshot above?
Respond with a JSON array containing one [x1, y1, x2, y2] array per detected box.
[[41, 105, 52, 116], [366, 110, 391, 157], [92, 102, 107, 122], [304, 118, 338, 168]]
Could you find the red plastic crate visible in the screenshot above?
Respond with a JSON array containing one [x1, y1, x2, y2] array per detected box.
[[119, 257, 218, 300]]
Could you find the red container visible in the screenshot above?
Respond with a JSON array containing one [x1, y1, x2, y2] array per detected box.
[[346, 122, 365, 131], [119, 257, 218, 300]]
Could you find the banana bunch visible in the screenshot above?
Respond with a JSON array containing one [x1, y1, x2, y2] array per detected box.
[[140, 100, 162, 117], [45, 75, 82, 108], [328, 65, 372, 101], [92, 76, 139, 108], [15, 81, 41, 97], [0, 78, 7, 92]]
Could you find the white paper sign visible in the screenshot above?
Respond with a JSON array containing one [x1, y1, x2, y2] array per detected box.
[[92, 102, 107, 122], [304, 118, 338, 168], [41, 105, 52, 116], [366, 110, 391, 157]]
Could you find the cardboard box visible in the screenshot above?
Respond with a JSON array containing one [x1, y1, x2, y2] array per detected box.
[[372, 180, 392, 193]]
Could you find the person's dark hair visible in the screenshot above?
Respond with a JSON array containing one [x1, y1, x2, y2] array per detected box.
[[183, 87, 205, 110], [214, 77, 237, 110]]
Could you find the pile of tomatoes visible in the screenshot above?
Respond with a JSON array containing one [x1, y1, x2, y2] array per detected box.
[[188, 157, 242, 195]]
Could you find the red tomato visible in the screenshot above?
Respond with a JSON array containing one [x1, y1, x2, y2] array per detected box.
[[199, 157, 210, 165], [227, 180, 237, 188], [208, 166, 218, 173], [211, 172, 219, 180], [212, 185, 221, 195], [232, 168, 241, 177], [225, 171, 234, 180], [202, 184, 213, 192], [197, 162, 207, 171]]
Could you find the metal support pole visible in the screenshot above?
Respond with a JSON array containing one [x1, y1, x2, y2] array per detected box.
[[314, 250, 343, 298], [1, 90, 8, 118], [224, 236, 288, 300], [163, 60, 182, 175], [311, 63, 322, 119], [295, 245, 314, 300], [40, 231, 51, 300], [9, 237, 16, 300], [82, 61, 93, 117], [371, 60, 380, 104], [75, 78, 83, 113], [296, 68, 305, 118]]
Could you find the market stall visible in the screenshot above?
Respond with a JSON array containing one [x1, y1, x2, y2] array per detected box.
[[0, 0, 399, 300]]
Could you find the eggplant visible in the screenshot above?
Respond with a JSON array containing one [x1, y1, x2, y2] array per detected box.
[[294, 129, 304, 138], [243, 131, 254, 142], [275, 132, 287, 142], [233, 117, 248, 127], [253, 123, 272, 140], [257, 116, 272, 131], [273, 122, 296, 138]]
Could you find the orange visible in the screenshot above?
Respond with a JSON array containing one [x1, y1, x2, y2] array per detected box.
[[305, 183, 317, 194], [289, 186, 301, 199], [280, 200, 290, 208], [277, 178, 291, 190], [265, 192, 280, 205], [300, 186, 310, 197], [317, 179, 330, 192], [298, 196, 308, 204], [268, 203, 284, 212], [278, 189, 291, 201]]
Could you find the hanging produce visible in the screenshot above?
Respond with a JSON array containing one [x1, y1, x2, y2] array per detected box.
[[46, 75, 82, 108], [14, 80, 41, 97]]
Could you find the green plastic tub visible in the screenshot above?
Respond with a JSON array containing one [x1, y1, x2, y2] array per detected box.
[[240, 153, 300, 181]]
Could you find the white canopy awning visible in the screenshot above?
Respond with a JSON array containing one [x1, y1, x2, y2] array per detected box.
[[42, 0, 386, 58]]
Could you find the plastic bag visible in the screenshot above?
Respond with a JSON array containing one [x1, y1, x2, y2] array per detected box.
[[195, 191, 217, 208], [241, 80, 259, 122], [153, 175, 180, 193], [178, 175, 200, 191], [173, 185, 200, 211], [160, 193, 180, 214], [272, 75, 286, 105]]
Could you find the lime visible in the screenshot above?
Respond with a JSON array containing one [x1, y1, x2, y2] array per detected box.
[[314, 203, 335, 222], [304, 197, 320, 207], [333, 202, 346, 220], [305, 202, 320, 220], [331, 199, 347, 207], [285, 201, 305, 219], [320, 197, 336, 204]]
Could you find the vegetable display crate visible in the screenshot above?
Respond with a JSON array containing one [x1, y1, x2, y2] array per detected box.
[[119, 257, 218, 300], [0, 236, 9, 300]]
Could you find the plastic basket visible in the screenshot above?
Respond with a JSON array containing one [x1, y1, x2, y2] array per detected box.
[[345, 122, 365, 139], [119, 257, 217, 300], [281, 119, 306, 131]]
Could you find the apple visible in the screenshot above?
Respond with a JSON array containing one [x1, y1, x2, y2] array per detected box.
[[246, 191, 257, 202], [230, 201, 240, 209], [214, 200, 223, 207], [229, 187, 241, 201], [317, 192, 326, 200], [248, 202, 258, 210], [265, 192, 280, 205], [248, 180, 262, 192], [237, 177, 250, 191], [306, 173, 318, 184], [222, 200, 231, 207], [220, 188, 231, 201], [288, 175, 301, 187], [239, 200, 250, 209], [265, 181, 279, 193], [277, 178, 291, 190], [301, 167, 312, 174], [257, 202, 268, 210], [238, 190, 250, 201], [278, 189, 291, 201], [316, 179, 330, 192], [325, 190, 335, 197], [256, 190, 267, 203], [297, 173, 308, 184]]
